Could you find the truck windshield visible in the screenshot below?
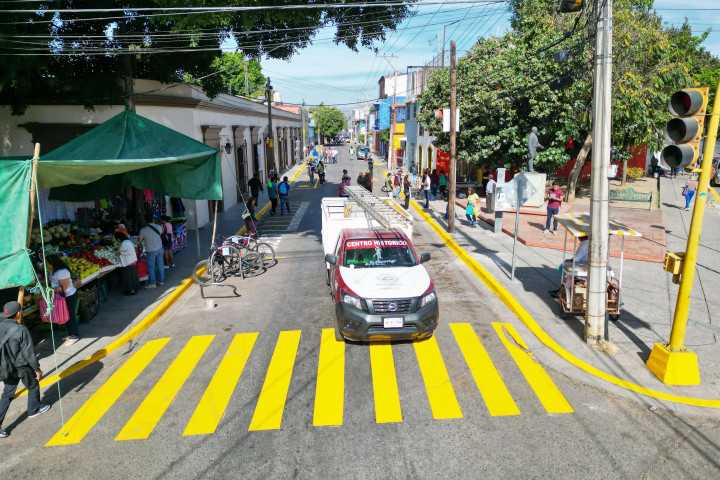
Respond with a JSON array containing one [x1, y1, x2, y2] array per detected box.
[[343, 238, 417, 268]]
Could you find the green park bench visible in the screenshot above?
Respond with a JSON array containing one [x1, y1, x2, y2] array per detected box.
[[609, 187, 653, 210]]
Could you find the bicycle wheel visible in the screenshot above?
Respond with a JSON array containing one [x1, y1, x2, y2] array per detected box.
[[254, 242, 276, 268], [241, 251, 264, 277], [192, 260, 221, 285]]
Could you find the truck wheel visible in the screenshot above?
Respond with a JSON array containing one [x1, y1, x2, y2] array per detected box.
[[334, 325, 345, 342]]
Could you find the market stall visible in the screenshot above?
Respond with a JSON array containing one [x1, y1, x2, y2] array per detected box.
[[0, 109, 222, 329]]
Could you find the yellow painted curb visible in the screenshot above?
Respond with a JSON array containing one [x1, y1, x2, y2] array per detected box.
[[411, 199, 720, 408], [16, 164, 305, 398]]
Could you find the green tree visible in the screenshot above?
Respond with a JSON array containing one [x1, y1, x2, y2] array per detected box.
[[0, 0, 416, 115], [417, 0, 719, 196], [314, 106, 345, 143], [188, 52, 266, 98]]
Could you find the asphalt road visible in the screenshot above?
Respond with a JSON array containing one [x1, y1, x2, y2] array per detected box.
[[2, 146, 720, 479]]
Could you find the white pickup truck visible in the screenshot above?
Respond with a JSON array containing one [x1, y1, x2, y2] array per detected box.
[[321, 197, 438, 342]]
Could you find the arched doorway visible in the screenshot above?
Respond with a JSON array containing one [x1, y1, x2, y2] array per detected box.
[[427, 145, 434, 172], [418, 146, 424, 174]]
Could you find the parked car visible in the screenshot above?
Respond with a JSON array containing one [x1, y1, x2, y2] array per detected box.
[[324, 227, 438, 342]]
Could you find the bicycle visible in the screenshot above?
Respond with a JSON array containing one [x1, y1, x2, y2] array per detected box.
[[219, 234, 276, 269]]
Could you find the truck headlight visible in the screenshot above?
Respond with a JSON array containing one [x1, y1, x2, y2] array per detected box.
[[420, 290, 437, 308], [342, 291, 363, 310]]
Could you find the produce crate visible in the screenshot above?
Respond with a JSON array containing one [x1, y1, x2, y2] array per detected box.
[[78, 284, 100, 323]]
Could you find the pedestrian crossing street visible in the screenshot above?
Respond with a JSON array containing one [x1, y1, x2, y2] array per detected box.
[[46, 322, 573, 446]]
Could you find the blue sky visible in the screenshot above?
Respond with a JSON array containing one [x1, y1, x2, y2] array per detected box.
[[253, 0, 719, 109]]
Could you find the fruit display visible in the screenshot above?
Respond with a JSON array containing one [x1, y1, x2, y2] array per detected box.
[[63, 257, 100, 280], [69, 249, 113, 268], [31, 224, 80, 246]]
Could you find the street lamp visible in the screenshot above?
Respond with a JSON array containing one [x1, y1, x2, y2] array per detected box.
[[265, 77, 275, 176], [224, 141, 233, 155]]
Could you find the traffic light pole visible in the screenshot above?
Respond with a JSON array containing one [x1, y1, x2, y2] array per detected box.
[[647, 78, 720, 385], [586, 0, 612, 344]]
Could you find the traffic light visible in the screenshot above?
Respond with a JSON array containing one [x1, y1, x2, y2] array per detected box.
[[661, 88, 709, 170], [558, 0, 583, 13]]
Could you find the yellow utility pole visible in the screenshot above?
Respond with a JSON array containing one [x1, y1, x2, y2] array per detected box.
[[647, 79, 720, 385]]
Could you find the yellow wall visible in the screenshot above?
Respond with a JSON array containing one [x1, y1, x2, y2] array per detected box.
[[392, 123, 405, 150]]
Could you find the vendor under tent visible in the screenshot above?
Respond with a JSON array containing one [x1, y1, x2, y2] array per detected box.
[[0, 108, 223, 292]]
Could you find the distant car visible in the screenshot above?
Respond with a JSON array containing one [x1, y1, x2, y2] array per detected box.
[[356, 145, 370, 160]]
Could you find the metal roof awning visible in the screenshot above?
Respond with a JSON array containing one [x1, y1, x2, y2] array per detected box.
[[553, 212, 642, 237]]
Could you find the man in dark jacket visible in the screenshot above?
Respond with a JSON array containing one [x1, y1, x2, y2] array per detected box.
[[248, 173, 263, 199], [0, 301, 49, 438]]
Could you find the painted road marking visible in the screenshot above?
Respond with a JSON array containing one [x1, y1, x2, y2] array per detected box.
[[313, 329, 345, 426], [46, 338, 170, 446], [183, 333, 258, 436], [492, 323, 573, 414], [116, 336, 215, 440], [370, 342, 402, 423], [449, 323, 520, 416], [248, 331, 302, 431], [286, 202, 309, 232], [413, 337, 463, 420]]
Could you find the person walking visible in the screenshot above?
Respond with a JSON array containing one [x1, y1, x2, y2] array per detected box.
[[485, 174, 496, 213], [466, 188, 480, 227], [438, 170, 448, 200], [45, 254, 81, 344], [403, 174, 411, 210], [0, 301, 50, 438], [393, 170, 402, 198], [422, 170, 431, 208], [683, 175, 698, 211], [339, 177, 350, 197], [430, 169, 439, 200], [248, 172, 263, 200], [544, 181, 564, 234], [385, 174, 393, 199], [318, 161, 326, 185], [267, 175, 278, 216], [138, 214, 165, 289], [308, 161, 315, 183], [367, 157, 374, 175], [244, 197, 258, 237], [278, 176, 291, 215], [160, 215, 175, 268], [115, 232, 139, 296]]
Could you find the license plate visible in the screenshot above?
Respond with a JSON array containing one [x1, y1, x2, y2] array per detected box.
[[383, 317, 404, 328]]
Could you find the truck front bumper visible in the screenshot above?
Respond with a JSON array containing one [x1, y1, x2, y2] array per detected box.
[[335, 300, 439, 341]]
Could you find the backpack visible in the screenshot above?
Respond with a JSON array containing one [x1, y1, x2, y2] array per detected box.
[[149, 224, 171, 247], [279, 182, 288, 195], [0, 323, 20, 381]]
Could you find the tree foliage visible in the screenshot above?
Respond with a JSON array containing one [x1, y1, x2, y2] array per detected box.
[[417, 0, 719, 174], [0, 0, 416, 115], [314, 105, 345, 140], [186, 52, 266, 98]]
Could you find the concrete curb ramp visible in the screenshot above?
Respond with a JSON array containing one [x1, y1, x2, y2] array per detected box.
[[410, 198, 720, 409]]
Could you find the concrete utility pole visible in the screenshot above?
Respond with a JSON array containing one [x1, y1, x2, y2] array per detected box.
[[586, 0, 613, 343], [265, 77, 277, 179], [388, 55, 399, 171], [447, 41, 457, 233]]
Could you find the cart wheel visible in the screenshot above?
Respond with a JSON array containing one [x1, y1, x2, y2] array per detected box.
[[559, 286, 569, 319], [609, 313, 620, 322]]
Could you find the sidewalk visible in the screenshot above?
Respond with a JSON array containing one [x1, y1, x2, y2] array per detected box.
[[30, 162, 306, 389], [413, 176, 720, 414]]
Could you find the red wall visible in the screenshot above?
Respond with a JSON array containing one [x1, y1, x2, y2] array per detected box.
[[554, 144, 647, 182]]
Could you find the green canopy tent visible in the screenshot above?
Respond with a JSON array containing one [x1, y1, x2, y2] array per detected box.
[[0, 109, 222, 290]]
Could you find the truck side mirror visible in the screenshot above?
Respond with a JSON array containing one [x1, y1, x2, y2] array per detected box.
[[325, 253, 338, 266], [420, 252, 431, 263]]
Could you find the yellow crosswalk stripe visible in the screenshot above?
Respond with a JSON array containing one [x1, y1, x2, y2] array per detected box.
[[248, 330, 302, 431], [183, 333, 258, 436], [46, 338, 170, 446], [492, 323, 573, 414], [313, 329, 345, 426], [116, 335, 215, 440], [369, 342, 402, 423], [449, 323, 520, 416], [413, 337, 463, 419]]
